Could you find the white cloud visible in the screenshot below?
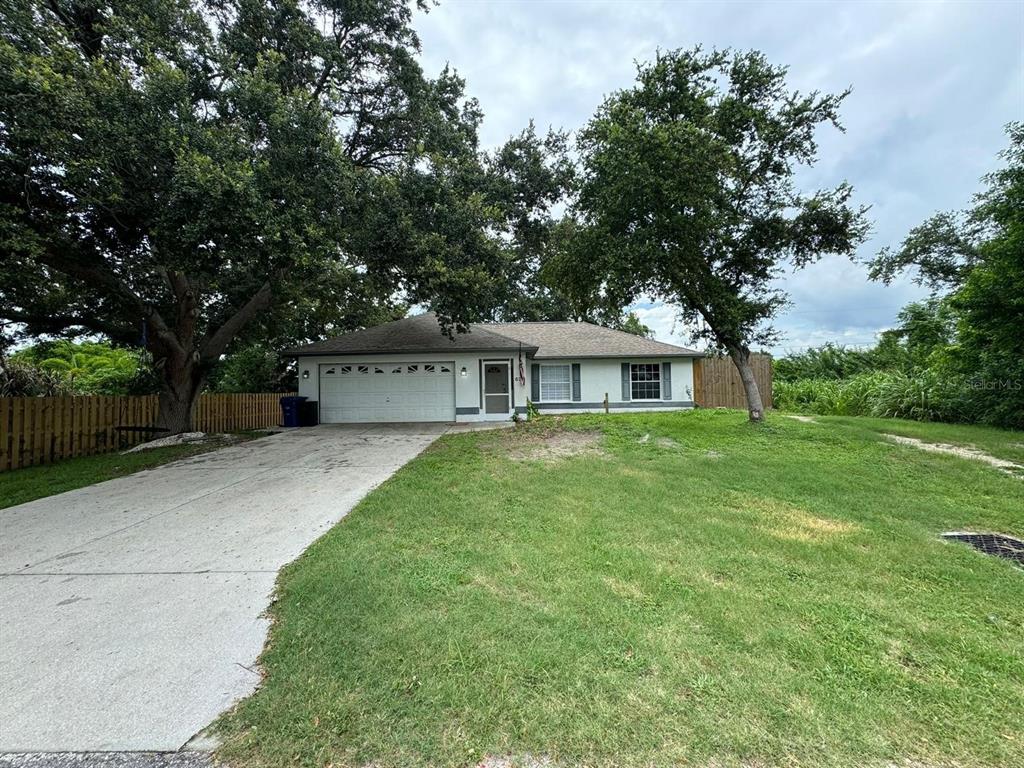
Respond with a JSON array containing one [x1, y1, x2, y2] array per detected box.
[[631, 303, 691, 345]]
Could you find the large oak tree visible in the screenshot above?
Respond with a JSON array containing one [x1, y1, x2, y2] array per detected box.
[[549, 48, 869, 420], [1, 0, 550, 431]]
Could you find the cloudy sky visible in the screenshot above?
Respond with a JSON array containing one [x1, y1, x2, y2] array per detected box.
[[413, 0, 1023, 355]]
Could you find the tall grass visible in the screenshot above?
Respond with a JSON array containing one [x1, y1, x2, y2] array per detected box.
[[775, 370, 980, 423]]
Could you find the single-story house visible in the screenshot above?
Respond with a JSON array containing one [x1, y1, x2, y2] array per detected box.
[[281, 313, 702, 424]]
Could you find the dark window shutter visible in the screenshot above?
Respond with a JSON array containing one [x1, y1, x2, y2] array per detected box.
[[621, 363, 631, 401], [571, 363, 581, 401], [531, 363, 540, 401], [662, 362, 672, 400]]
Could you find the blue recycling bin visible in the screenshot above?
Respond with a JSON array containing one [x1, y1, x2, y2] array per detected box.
[[279, 396, 307, 427]]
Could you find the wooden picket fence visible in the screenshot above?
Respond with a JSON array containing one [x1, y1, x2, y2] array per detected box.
[[0, 392, 294, 472], [693, 354, 773, 410]]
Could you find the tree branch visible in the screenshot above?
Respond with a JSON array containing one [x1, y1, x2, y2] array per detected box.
[[199, 281, 274, 364], [0, 307, 130, 342], [36, 248, 183, 357], [45, 0, 104, 58]]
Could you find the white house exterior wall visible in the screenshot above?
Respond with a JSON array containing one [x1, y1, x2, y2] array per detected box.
[[529, 358, 695, 414], [294, 353, 695, 422]]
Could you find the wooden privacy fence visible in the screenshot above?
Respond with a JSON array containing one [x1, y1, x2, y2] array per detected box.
[[0, 392, 293, 472], [693, 354, 773, 410]]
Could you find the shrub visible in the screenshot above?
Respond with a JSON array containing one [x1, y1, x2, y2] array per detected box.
[[0, 358, 69, 397], [208, 344, 296, 393], [775, 370, 984, 424], [773, 344, 880, 382]]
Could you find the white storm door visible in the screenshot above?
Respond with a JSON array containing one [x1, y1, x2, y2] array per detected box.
[[482, 362, 512, 419]]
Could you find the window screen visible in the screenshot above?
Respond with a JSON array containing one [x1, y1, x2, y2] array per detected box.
[[540, 364, 571, 401], [630, 363, 661, 400]]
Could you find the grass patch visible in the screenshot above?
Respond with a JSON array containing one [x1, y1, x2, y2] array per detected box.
[[216, 411, 1024, 768], [816, 415, 1024, 465], [0, 434, 254, 509]]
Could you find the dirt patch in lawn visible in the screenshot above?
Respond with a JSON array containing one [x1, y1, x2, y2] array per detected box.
[[637, 433, 681, 449], [503, 430, 605, 463], [476, 756, 554, 768], [885, 434, 1023, 476]]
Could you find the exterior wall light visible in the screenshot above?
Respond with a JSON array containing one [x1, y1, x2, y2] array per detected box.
[[302, 369, 310, 379], [460, 366, 468, 377]]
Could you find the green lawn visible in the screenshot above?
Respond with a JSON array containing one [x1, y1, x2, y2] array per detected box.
[[0, 436, 252, 509], [216, 412, 1024, 768], [815, 415, 1024, 466]]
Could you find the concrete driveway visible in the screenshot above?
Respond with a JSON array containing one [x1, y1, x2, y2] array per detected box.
[[0, 424, 448, 753]]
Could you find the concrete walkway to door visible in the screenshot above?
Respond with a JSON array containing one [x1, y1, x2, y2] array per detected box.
[[0, 424, 449, 754]]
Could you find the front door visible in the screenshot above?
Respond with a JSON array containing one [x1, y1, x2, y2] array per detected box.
[[483, 362, 511, 419]]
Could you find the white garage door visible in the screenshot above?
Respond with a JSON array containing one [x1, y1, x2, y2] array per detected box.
[[319, 361, 456, 423]]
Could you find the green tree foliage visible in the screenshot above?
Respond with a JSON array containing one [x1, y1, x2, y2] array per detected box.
[[613, 312, 654, 339], [775, 299, 956, 383], [550, 48, 869, 420], [0, 1, 565, 432], [886, 299, 957, 369], [868, 123, 1023, 428], [479, 124, 576, 322], [778, 126, 1022, 428], [208, 344, 295, 394], [774, 344, 883, 382]]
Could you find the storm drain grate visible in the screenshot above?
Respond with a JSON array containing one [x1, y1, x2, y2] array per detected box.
[[942, 531, 1024, 565]]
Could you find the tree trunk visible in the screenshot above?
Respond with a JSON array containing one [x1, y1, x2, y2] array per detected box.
[[147, 273, 272, 434], [727, 344, 765, 422], [155, 358, 206, 435]]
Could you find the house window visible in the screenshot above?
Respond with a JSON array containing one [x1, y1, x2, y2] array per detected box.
[[630, 363, 661, 400], [539, 364, 571, 402]]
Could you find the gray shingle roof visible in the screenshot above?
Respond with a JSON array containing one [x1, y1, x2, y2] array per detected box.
[[279, 313, 530, 356], [281, 313, 702, 358], [482, 321, 701, 358]]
